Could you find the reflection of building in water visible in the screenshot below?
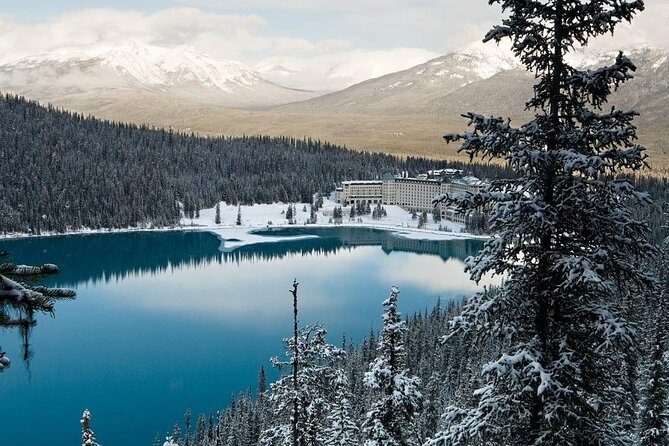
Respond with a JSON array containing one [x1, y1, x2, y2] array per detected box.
[[335, 170, 487, 223], [334, 227, 479, 262]]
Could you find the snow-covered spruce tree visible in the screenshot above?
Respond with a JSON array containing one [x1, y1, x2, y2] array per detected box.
[[260, 325, 346, 446], [637, 218, 669, 446], [1, 262, 76, 365], [323, 371, 360, 446], [429, 1, 653, 445], [81, 409, 100, 446], [363, 287, 422, 446], [637, 318, 669, 446]]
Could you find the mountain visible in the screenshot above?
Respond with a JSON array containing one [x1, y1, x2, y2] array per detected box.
[[1, 41, 666, 169], [278, 42, 669, 119], [276, 42, 522, 115], [0, 43, 317, 108], [273, 43, 669, 169]]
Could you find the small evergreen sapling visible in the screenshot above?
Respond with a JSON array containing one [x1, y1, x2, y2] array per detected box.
[[81, 409, 100, 446]]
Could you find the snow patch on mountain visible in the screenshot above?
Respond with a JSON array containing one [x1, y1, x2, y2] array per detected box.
[[0, 42, 266, 93]]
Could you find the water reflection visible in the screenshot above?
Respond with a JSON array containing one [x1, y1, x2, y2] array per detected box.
[[0, 228, 482, 289], [0, 228, 491, 446]]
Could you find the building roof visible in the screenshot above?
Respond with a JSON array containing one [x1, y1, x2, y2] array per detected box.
[[341, 180, 383, 185]]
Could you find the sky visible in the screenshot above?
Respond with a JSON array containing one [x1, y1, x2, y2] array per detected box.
[[0, 0, 667, 90]]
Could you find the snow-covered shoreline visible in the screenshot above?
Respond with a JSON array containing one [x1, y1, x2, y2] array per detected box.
[[0, 200, 487, 250]]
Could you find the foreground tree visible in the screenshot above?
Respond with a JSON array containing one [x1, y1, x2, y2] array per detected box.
[[431, 1, 652, 445], [260, 325, 346, 446], [363, 287, 422, 446]]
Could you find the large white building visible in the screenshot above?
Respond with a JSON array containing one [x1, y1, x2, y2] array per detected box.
[[335, 171, 487, 223]]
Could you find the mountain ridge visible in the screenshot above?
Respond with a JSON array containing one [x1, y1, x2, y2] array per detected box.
[[0, 42, 317, 107]]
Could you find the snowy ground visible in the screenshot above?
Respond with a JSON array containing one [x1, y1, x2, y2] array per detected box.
[[0, 199, 484, 249], [182, 198, 481, 250]]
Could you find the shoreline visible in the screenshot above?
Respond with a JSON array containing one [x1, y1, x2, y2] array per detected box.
[[0, 201, 489, 250], [0, 221, 486, 241]]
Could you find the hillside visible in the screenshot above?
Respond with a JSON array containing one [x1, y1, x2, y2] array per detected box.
[[2, 42, 666, 172], [0, 93, 513, 234]]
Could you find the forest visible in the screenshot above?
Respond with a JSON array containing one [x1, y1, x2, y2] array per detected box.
[[0, 93, 512, 234]]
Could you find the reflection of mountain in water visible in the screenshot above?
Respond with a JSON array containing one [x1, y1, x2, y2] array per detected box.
[[0, 229, 483, 287]]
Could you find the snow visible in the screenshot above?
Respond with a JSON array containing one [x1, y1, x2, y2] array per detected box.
[[181, 198, 483, 251], [0, 41, 264, 92], [652, 56, 667, 69], [0, 198, 485, 248]]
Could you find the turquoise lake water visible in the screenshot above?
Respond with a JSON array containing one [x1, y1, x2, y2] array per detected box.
[[0, 228, 486, 446]]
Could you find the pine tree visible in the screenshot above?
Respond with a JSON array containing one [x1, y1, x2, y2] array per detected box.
[[323, 372, 359, 446], [215, 203, 221, 225], [432, 207, 441, 223], [170, 422, 181, 445], [363, 287, 422, 446], [194, 413, 207, 446], [258, 365, 268, 398], [236, 206, 242, 226], [286, 204, 293, 222], [309, 205, 317, 224], [260, 325, 346, 446], [637, 320, 669, 446], [431, 1, 652, 445], [81, 409, 100, 446], [184, 409, 192, 446]]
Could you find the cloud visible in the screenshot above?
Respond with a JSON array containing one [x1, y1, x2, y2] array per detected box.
[[589, 0, 669, 51], [257, 47, 441, 91], [0, 8, 269, 61]]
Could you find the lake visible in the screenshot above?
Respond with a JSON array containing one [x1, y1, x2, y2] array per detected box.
[[0, 228, 487, 446]]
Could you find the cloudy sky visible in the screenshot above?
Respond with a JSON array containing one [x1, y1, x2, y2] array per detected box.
[[0, 0, 667, 90]]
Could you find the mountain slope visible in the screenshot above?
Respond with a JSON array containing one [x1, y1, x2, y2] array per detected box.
[[277, 42, 521, 115], [278, 44, 669, 120]]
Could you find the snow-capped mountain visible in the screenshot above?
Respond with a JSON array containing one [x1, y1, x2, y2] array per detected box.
[[0, 43, 317, 107], [277, 41, 669, 119], [275, 41, 522, 114]]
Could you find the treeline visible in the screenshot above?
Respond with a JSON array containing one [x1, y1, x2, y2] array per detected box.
[[162, 296, 486, 446], [0, 93, 512, 234], [162, 238, 669, 446]]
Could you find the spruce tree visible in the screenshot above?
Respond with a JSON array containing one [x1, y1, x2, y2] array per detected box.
[[430, 1, 652, 445], [260, 325, 346, 446], [363, 287, 422, 446], [81, 409, 100, 446], [236, 206, 242, 226], [323, 372, 359, 446], [637, 320, 669, 446], [215, 203, 221, 225]]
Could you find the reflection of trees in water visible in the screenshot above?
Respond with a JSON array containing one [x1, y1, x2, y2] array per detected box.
[[0, 259, 76, 372], [0, 229, 483, 289]]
